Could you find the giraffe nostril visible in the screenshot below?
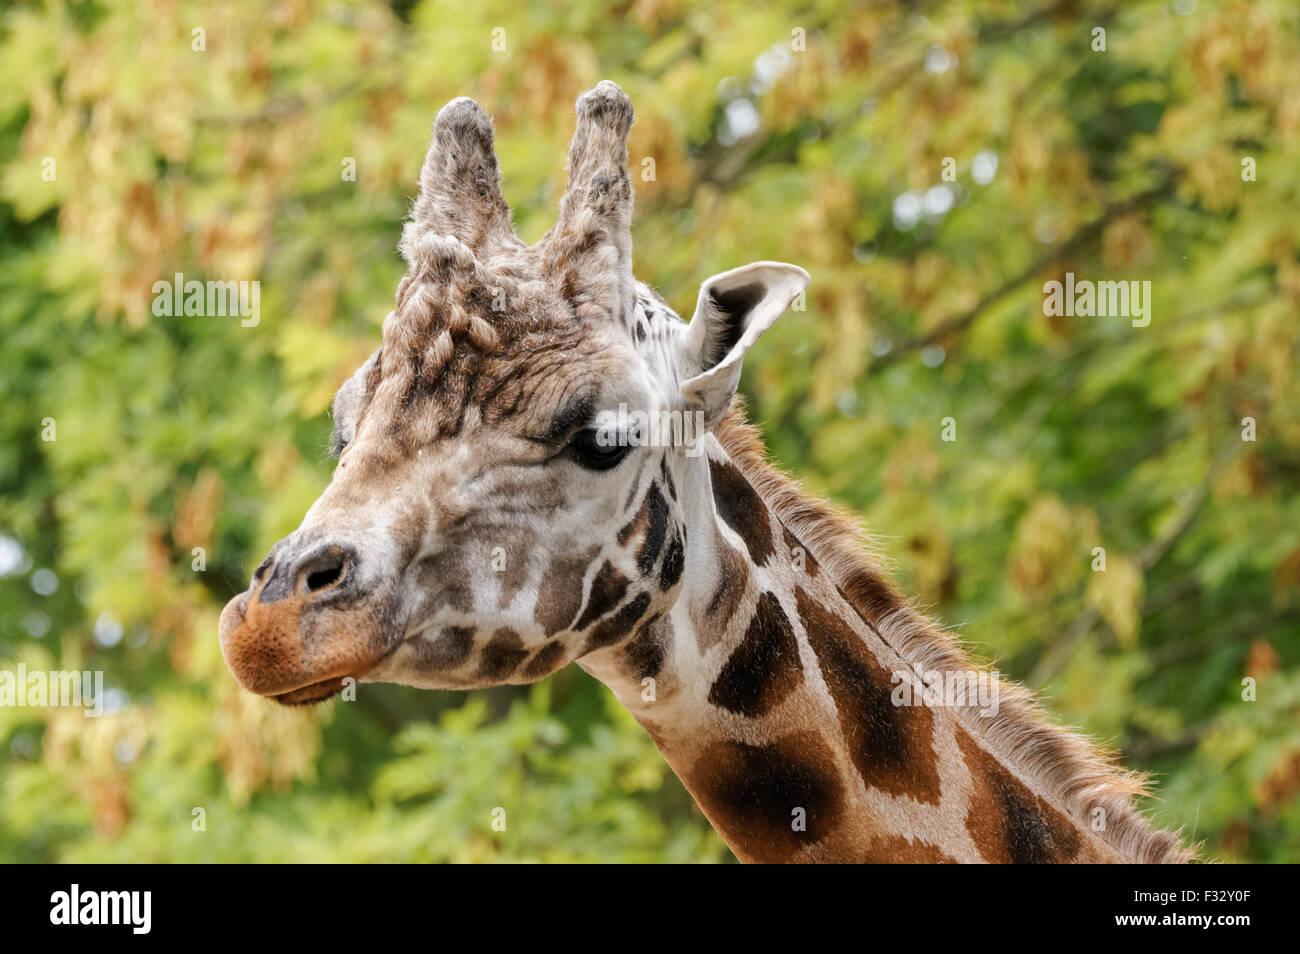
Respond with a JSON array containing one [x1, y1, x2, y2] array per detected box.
[[297, 546, 351, 596], [307, 562, 344, 592]]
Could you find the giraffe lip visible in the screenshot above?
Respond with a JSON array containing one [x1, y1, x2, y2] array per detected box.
[[273, 676, 348, 706], [267, 634, 407, 705]]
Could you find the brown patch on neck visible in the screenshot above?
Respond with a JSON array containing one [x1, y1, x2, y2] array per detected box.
[[860, 834, 958, 864], [583, 590, 653, 653], [624, 614, 670, 681], [687, 731, 846, 863], [707, 591, 803, 718], [795, 587, 941, 805], [955, 727, 1085, 863], [698, 533, 749, 648], [708, 457, 775, 566]]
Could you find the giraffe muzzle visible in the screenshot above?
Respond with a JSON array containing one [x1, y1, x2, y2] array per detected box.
[[219, 538, 400, 704]]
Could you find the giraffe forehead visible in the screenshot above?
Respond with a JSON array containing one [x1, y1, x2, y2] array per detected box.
[[339, 265, 680, 455], [353, 321, 640, 452]]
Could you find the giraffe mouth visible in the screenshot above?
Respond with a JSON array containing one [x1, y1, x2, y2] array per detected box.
[[265, 634, 408, 706], [220, 575, 411, 706], [273, 676, 349, 706]]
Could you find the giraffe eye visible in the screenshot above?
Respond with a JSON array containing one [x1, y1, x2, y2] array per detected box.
[[567, 428, 632, 471]]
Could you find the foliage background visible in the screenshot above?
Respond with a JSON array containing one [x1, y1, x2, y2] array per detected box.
[[1, 0, 1297, 863]]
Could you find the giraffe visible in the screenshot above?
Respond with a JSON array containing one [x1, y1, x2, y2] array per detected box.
[[218, 81, 1194, 864]]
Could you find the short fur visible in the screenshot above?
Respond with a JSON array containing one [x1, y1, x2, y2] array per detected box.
[[220, 81, 1197, 864], [713, 403, 1196, 864]]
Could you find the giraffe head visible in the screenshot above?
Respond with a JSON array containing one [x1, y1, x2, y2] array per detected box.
[[219, 82, 808, 704]]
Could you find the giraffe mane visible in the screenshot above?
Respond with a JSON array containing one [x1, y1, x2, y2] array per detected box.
[[713, 399, 1198, 864]]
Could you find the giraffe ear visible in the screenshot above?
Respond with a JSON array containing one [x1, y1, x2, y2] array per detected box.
[[679, 262, 809, 429]]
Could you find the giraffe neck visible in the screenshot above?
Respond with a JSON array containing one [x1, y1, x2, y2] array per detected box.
[[581, 415, 1189, 863]]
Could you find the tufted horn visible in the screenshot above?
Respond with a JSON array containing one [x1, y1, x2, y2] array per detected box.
[[401, 97, 519, 263], [542, 81, 636, 316]]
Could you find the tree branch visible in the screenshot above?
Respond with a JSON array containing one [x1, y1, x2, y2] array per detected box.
[[868, 173, 1182, 374], [1028, 434, 1242, 687]]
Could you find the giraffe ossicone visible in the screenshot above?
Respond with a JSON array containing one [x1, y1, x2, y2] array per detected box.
[[218, 81, 1193, 864]]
